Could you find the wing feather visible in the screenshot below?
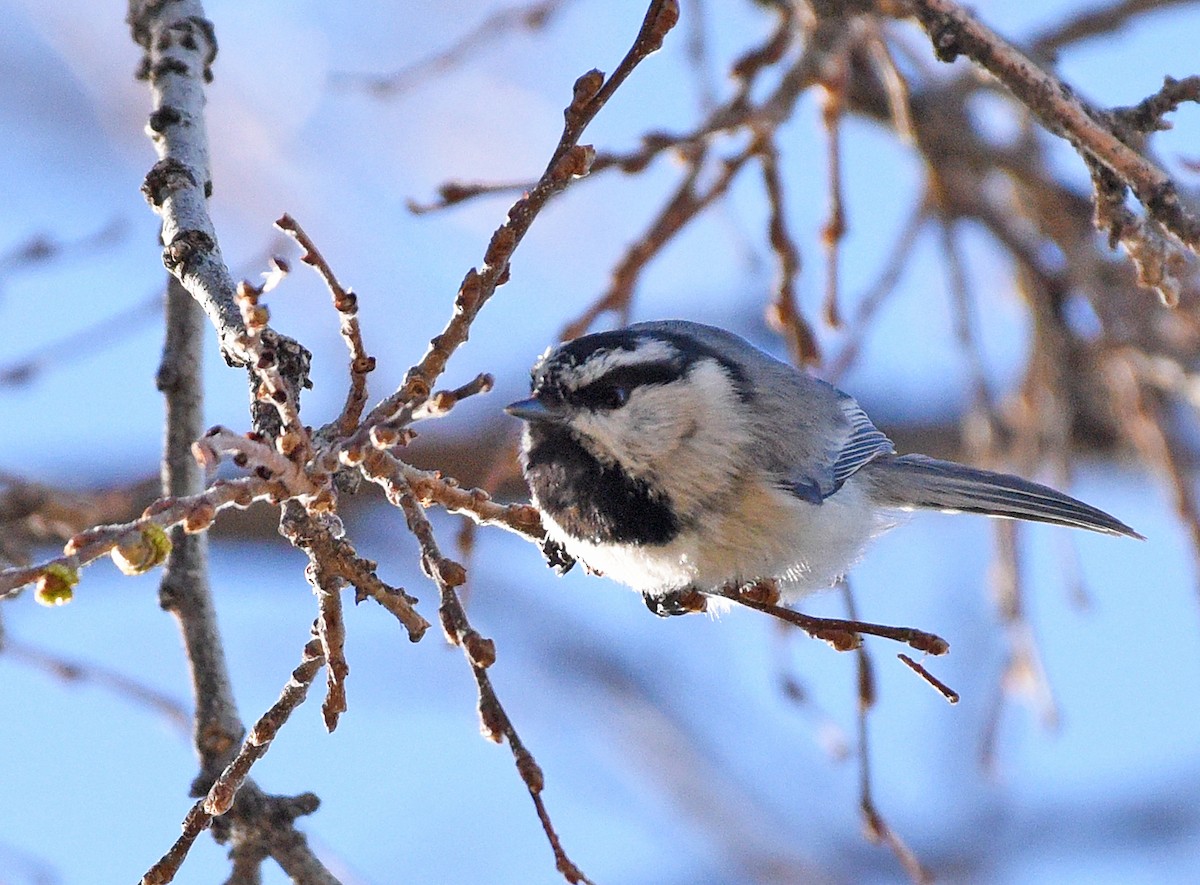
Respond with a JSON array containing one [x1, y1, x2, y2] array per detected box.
[[786, 393, 894, 502], [832, 395, 894, 487]]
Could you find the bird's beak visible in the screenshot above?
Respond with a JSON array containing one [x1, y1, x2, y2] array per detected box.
[[504, 397, 567, 423]]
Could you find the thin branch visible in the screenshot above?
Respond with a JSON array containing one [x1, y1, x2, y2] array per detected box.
[[1028, 0, 1198, 61], [561, 156, 703, 338], [205, 636, 325, 816], [898, 654, 960, 704], [1, 237, 297, 389], [157, 273, 245, 776], [232, 282, 314, 464], [818, 44, 850, 328], [277, 500, 430, 645], [562, 135, 761, 340], [843, 584, 933, 885], [907, 0, 1200, 257], [392, 460, 546, 543], [141, 637, 328, 885], [310, 552, 350, 732], [128, 0, 314, 454], [864, 21, 917, 146], [154, 270, 332, 882], [275, 214, 375, 436], [0, 291, 158, 388], [1109, 352, 1200, 593], [0, 216, 125, 276], [350, 0, 680, 444], [759, 136, 820, 366], [331, 0, 574, 97], [1, 637, 191, 733], [979, 519, 1059, 774], [718, 582, 950, 655], [937, 217, 998, 437], [407, 1, 805, 218], [362, 452, 592, 884], [826, 202, 929, 383], [682, 0, 719, 111], [0, 475, 283, 598]]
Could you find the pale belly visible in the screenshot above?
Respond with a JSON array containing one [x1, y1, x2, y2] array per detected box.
[[543, 475, 885, 600]]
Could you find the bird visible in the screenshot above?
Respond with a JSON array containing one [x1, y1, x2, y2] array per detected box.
[[505, 320, 1142, 616]]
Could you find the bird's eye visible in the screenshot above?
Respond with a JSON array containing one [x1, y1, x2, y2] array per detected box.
[[604, 385, 630, 409], [574, 382, 630, 410]]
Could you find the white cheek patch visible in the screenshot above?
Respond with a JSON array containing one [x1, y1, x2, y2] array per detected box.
[[573, 360, 752, 519]]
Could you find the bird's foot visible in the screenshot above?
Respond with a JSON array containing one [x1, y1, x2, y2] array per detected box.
[[643, 587, 708, 617], [540, 537, 576, 575], [735, 578, 781, 607]]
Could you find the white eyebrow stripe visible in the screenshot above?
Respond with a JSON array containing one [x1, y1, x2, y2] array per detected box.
[[568, 339, 681, 387]]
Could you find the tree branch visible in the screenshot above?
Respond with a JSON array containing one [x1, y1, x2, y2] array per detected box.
[[157, 274, 245, 774], [127, 1, 242, 361], [907, 0, 1200, 262]]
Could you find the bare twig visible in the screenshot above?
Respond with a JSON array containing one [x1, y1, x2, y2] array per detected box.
[[898, 653, 960, 704], [759, 136, 819, 366], [0, 216, 125, 277], [362, 452, 591, 884], [818, 44, 850, 328], [157, 273, 245, 778], [275, 214, 375, 436], [0, 292, 158, 388], [1, 238, 297, 389], [393, 460, 546, 542], [864, 21, 917, 145], [937, 217, 997, 431], [907, 0, 1200, 266], [826, 202, 929, 383], [2, 637, 190, 733], [562, 136, 760, 340], [232, 282, 314, 463], [843, 584, 933, 885], [141, 638, 329, 885], [127, 1, 244, 361], [406, 179, 534, 214], [351, 0, 679, 446], [151, 270, 333, 882], [408, 0, 809, 220], [278, 500, 430, 644], [1110, 353, 1200, 590], [720, 582, 951, 655], [310, 552, 350, 732], [1028, 0, 1198, 60], [0, 475, 283, 599], [205, 636, 325, 816], [0, 471, 158, 569], [332, 0, 574, 97], [682, 0, 719, 111], [979, 519, 1059, 774]]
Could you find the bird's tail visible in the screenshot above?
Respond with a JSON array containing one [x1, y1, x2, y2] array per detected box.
[[863, 454, 1143, 539]]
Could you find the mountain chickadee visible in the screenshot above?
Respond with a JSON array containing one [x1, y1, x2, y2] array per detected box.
[[506, 320, 1141, 615]]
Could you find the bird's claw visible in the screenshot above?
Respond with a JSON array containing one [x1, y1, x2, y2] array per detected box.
[[541, 537, 576, 575], [643, 587, 708, 617]]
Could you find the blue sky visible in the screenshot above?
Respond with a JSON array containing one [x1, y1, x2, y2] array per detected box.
[[2, 1, 1200, 883]]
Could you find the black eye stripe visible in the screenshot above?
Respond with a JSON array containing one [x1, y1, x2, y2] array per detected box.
[[571, 361, 684, 409], [595, 362, 683, 390]]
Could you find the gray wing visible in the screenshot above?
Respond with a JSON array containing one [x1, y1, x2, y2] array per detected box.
[[625, 320, 895, 502], [787, 391, 895, 503], [832, 394, 895, 487]]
